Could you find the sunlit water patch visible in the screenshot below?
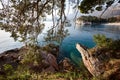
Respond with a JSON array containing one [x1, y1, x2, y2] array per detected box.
[[0, 22, 120, 65]]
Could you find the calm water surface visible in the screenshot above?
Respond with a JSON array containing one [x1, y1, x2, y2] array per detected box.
[[58, 23, 120, 64], [0, 22, 120, 64]]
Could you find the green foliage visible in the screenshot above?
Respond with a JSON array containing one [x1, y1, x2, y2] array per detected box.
[[0, 54, 92, 80], [107, 16, 120, 22], [1, 64, 31, 80], [30, 71, 91, 80], [21, 46, 42, 65], [3, 64, 14, 75], [11, 69, 31, 80], [109, 39, 120, 50], [77, 15, 120, 23], [77, 16, 107, 23], [79, 0, 116, 13], [95, 6, 102, 11], [6, 73, 30, 80], [94, 34, 113, 48], [0, 0, 67, 45], [91, 77, 101, 80], [78, 61, 92, 79], [94, 34, 120, 50]]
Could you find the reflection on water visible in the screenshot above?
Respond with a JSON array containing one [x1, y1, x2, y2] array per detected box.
[[0, 22, 120, 64], [58, 23, 120, 65], [0, 30, 23, 53]]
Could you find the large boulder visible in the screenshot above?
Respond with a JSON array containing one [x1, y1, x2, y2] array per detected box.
[[41, 51, 59, 72]]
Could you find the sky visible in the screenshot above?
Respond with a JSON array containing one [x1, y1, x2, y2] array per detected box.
[[45, 0, 78, 20], [0, 0, 120, 20], [0, 2, 2, 9], [0, 0, 102, 19]]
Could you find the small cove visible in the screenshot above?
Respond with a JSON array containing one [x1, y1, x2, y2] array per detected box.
[[0, 22, 120, 64]]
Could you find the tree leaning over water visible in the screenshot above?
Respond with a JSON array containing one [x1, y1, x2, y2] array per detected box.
[[0, 0, 68, 45], [0, 0, 120, 45], [0, 1, 120, 79]]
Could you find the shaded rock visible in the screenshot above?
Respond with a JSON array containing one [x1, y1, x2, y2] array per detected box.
[[42, 66, 56, 73], [30, 62, 50, 73], [108, 68, 120, 80], [59, 58, 74, 72], [41, 44, 59, 57], [0, 48, 23, 70], [41, 51, 59, 71], [46, 53, 59, 71], [0, 71, 6, 75], [0, 45, 60, 74]]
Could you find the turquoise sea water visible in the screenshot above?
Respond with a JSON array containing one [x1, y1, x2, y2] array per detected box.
[[0, 22, 120, 65], [58, 23, 120, 65]]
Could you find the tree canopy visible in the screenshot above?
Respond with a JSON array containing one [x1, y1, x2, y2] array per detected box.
[[0, 0, 119, 45], [0, 0, 67, 45], [79, 0, 120, 18]]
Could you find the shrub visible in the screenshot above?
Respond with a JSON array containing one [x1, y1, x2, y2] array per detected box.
[[3, 64, 14, 75], [94, 34, 120, 51], [21, 46, 42, 65], [93, 34, 112, 48]]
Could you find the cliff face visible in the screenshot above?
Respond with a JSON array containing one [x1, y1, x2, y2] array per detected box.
[[76, 43, 120, 78], [76, 43, 104, 76]]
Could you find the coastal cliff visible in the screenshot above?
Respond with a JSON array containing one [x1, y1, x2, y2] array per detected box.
[[76, 43, 120, 79], [0, 43, 119, 80], [76, 43, 104, 76]]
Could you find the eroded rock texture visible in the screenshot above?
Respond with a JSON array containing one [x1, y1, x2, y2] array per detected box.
[[76, 43, 105, 76]]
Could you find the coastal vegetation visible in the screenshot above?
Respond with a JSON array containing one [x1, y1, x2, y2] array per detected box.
[[76, 15, 120, 24], [0, 0, 120, 80], [77, 34, 120, 80], [76, 16, 107, 24], [94, 34, 120, 50], [0, 34, 119, 80], [0, 44, 92, 80]]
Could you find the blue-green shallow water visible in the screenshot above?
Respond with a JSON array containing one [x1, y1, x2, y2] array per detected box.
[[58, 23, 120, 65], [0, 21, 120, 65]]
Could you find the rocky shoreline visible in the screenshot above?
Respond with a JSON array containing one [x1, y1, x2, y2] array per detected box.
[[0, 43, 120, 79], [76, 43, 120, 79], [0, 47, 27, 75], [0, 45, 77, 75], [103, 22, 120, 26]]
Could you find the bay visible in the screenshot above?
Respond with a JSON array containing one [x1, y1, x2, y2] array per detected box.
[[0, 21, 120, 65]]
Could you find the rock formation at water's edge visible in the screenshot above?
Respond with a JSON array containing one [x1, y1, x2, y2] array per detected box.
[[76, 43, 120, 79]]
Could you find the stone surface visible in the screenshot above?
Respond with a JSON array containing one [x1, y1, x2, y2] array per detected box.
[[46, 53, 59, 71], [76, 43, 104, 76], [41, 51, 59, 71], [59, 58, 74, 72], [0, 48, 20, 68], [76, 43, 120, 79], [42, 66, 56, 73]]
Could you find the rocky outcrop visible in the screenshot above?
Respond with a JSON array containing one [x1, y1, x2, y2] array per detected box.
[[58, 58, 75, 72], [41, 51, 59, 72], [76, 43, 120, 79], [0, 45, 59, 74], [0, 48, 21, 68], [76, 43, 105, 76]]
